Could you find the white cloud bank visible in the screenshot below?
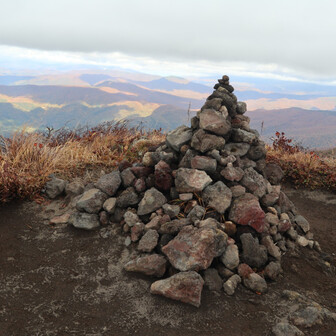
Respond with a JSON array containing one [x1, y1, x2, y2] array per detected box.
[[0, 0, 336, 80]]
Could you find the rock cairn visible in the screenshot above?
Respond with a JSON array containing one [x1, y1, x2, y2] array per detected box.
[[46, 75, 320, 308]]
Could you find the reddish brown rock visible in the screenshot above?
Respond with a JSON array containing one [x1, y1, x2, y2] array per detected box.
[[131, 223, 145, 242], [229, 193, 267, 233], [278, 219, 291, 232], [131, 166, 153, 178], [150, 271, 204, 307], [154, 160, 173, 191], [124, 254, 167, 277], [237, 263, 254, 279], [162, 225, 225, 271]]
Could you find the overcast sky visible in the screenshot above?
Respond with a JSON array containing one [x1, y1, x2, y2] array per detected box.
[[1, 0, 336, 80]]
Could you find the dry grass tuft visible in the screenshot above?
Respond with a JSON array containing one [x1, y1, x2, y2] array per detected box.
[[267, 132, 336, 192], [0, 122, 165, 202]]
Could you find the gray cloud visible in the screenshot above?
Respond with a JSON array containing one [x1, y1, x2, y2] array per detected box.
[[1, 0, 336, 78]]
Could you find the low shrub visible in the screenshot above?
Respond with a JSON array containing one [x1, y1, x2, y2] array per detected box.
[[267, 132, 336, 192]]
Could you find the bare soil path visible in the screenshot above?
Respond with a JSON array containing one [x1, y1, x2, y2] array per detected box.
[[0, 186, 335, 336]]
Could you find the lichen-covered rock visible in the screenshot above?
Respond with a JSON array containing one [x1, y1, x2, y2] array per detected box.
[[120, 168, 136, 187], [191, 155, 217, 173], [223, 274, 241, 295], [264, 261, 282, 280], [124, 254, 167, 277], [175, 168, 212, 193], [102, 197, 117, 214], [166, 125, 193, 152], [203, 181, 232, 214], [271, 322, 304, 336], [224, 142, 250, 157], [45, 176, 66, 199], [159, 218, 191, 234], [76, 188, 108, 214], [69, 212, 100, 230], [116, 188, 139, 208], [199, 109, 231, 136], [191, 129, 226, 153], [247, 144, 267, 160], [236, 101, 247, 115], [65, 180, 84, 197], [138, 229, 159, 252], [95, 171, 122, 196], [150, 271, 204, 307], [240, 233, 268, 269], [229, 193, 267, 233], [220, 244, 239, 270], [162, 225, 224, 271], [231, 128, 257, 144], [137, 188, 167, 216], [162, 204, 180, 218], [220, 163, 244, 182], [294, 215, 310, 233], [240, 167, 267, 198], [187, 205, 206, 223], [265, 163, 284, 185], [203, 268, 222, 291], [261, 235, 281, 260], [243, 273, 268, 293]]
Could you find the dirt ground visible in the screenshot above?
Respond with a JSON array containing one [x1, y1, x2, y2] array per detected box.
[[0, 186, 335, 336]]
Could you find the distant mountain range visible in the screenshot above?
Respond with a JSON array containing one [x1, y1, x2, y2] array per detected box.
[[0, 69, 336, 148]]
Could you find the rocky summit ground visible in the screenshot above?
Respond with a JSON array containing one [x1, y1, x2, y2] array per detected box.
[[0, 185, 335, 336]]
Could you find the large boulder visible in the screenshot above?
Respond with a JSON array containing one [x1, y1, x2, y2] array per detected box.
[[229, 193, 267, 233], [150, 271, 204, 307], [137, 188, 167, 216], [202, 181, 232, 214], [95, 171, 122, 196], [166, 125, 193, 152], [162, 225, 226, 271], [199, 109, 231, 136], [175, 168, 212, 193]]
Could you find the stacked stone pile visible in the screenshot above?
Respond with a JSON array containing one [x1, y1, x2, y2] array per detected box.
[[45, 75, 321, 308]]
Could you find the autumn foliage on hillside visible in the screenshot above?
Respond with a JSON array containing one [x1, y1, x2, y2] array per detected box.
[[0, 122, 164, 203]]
